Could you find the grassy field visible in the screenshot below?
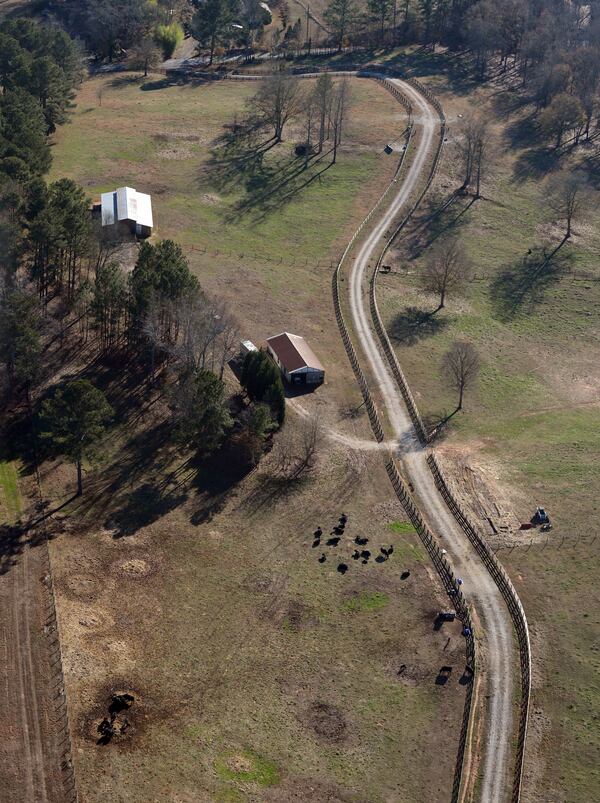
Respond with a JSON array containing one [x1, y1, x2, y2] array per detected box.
[[47, 74, 469, 801], [375, 63, 600, 803]]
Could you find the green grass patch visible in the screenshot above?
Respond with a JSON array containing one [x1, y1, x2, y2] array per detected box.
[[215, 749, 280, 787], [388, 520, 415, 534], [344, 591, 390, 612], [0, 461, 21, 524]]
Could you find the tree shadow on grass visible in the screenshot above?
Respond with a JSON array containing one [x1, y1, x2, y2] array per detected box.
[[106, 482, 188, 538], [389, 307, 449, 345], [504, 111, 540, 150], [71, 419, 184, 536], [512, 146, 562, 183], [407, 193, 475, 259], [490, 244, 573, 320], [503, 112, 564, 182], [204, 122, 336, 222], [188, 438, 255, 525], [108, 74, 145, 90]]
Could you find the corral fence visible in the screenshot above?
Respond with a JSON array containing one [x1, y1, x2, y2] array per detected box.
[[40, 540, 79, 803], [427, 455, 531, 803], [366, 76, 531, 803], [369, 78, 447, 447], [328, 74, 476, 803]]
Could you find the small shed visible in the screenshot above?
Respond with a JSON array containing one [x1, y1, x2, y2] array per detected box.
[[266, 332, 324, 386], [100, 186, 153, 238]]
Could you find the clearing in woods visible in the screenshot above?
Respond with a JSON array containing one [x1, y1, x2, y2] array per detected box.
[[373, 51, 600, 803], [45, 74, 467, 801]]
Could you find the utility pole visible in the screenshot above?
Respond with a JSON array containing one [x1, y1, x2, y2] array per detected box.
[[306, 4, 311, 48]]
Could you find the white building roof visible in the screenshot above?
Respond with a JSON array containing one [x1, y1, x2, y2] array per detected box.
[[101, 186, 153, 228]]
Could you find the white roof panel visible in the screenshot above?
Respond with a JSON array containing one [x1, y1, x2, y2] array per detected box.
[[134, 190, 153, 228], [100, 187, 153, 229]]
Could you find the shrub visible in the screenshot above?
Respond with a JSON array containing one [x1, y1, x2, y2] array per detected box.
[[154, 22, 184, 59]]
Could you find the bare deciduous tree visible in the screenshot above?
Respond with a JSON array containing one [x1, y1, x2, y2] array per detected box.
[[330, 78, 350, 164], [128, 37, 161, 76], [253, 72, 302, 142], [315, 73, 334, 154], [302, 85, 317, 168], [441, 340, 480, 412], [457, 114, 490, 196], [421, 238, 472, 311], [174, 288, 238, 378], [271, 413, 321, 481], [546, 170, 589, 239]]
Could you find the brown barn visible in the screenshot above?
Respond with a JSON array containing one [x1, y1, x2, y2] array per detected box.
[[266, 332, 324, 386]]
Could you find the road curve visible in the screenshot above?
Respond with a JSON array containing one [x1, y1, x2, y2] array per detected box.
[[347, 78, 517, 803]]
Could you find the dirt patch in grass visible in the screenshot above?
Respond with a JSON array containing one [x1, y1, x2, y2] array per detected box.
[[215, 748, 280, 787], [112, 555, 157, 579], [305, 702, 348, 743], [59, 572, 106, 602]]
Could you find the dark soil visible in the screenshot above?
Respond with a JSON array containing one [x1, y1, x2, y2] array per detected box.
[[306, 702, 347, 742]]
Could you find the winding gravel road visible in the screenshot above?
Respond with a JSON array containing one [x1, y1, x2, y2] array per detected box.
[[347, 77, 517, 803]]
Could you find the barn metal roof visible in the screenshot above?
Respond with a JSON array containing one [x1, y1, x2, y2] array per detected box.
[[266, 332, 324, 373], [100, 186, 153, 228]]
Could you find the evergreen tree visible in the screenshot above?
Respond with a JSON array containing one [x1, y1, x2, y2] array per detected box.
[[129, 239, 197, 341], [191, 0, 239, 65], [324, 0, 358, 51], [367, 0, 393, 42], [39, 380, 113, 495], [92, 262, 128, 349], [240, 350, 285, 424], [171, 367, 233, 454], [0, 287, 42, 397]]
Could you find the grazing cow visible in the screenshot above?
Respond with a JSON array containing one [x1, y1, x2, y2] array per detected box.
[[327, 536, 340, 547], [360, 550, 371, 560], [337, 563, 349, 574], [355, 536, 368, 546], [351, 550, 360, 560], [318, 554, 327, 563], [312, 539, 321, 548]]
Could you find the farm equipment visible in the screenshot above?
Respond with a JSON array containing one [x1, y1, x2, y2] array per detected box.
[[531, 507, 550, 526]]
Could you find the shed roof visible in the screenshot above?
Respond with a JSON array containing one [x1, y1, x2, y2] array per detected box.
[[266, 332, 324, 373], [100, 186, 153, 228]]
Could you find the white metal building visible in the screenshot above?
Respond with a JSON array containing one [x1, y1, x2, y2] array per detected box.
[[266, 332, 325, 386], [100, 186, 153, 238]]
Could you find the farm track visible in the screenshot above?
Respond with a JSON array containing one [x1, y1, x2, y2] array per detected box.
[[344, 76, 518, 802], [0, 540, 64, 803]]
